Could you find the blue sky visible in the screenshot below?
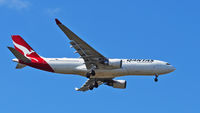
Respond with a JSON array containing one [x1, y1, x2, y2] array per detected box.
[[1, 0, 200, 113]]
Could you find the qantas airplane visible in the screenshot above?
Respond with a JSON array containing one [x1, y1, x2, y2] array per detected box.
[[8, 19, 176, 91]]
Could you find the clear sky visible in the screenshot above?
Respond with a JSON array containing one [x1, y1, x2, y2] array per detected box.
[[1, 0, 200, 113]]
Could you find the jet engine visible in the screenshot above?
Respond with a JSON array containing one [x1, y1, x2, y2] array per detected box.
[[106, 80, 127, 89], [108, 59, 122, 69]]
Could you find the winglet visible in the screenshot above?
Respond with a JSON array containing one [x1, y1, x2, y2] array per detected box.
[[55, 18, 62, 25], [75, 88, 79, 91]]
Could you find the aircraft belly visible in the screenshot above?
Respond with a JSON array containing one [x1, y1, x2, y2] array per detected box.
[[91, 68, 127, 78], [47, 60, 82, 74]]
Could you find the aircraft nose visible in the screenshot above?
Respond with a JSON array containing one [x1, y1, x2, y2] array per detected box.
[[169, 66, 176, 72]]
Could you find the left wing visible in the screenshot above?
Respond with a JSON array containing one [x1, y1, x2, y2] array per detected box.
[[55, 19, 108, 69]]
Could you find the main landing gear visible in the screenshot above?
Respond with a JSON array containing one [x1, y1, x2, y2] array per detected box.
[[154, 74, 158, 82], [94, 81, 98, 88], [89, 81, 98, 90], [86, 64, 96, 78], [86, 69, 96, 78]]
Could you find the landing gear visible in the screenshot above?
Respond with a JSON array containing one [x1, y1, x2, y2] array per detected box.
[[88, 81, 98, 90], [154, 74, 158, 82], [86, 69, 96, 78], [86, 73, 90, 78], [94, 81, 98, 88], [91, 70, 95, 76], [89, 85, 94, 90], [154, 78, 158, 82]]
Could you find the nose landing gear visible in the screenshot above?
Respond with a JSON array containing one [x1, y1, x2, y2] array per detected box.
[[154, 74, 158, 82]]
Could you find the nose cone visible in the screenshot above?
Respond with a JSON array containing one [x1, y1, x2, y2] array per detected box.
[[169, 65, 176, 72]]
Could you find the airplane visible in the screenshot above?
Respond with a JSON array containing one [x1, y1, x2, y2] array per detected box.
[[8, 18, 176, 92]]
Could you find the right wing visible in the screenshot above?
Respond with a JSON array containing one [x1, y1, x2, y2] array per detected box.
[[55, 19, 108, 69]]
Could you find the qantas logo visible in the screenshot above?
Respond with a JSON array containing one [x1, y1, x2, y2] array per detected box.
[[13, 41, 39, 62], [13, 41, 35, 57]]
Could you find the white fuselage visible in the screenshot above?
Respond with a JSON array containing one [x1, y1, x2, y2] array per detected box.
[[44, 58, 176, 78]]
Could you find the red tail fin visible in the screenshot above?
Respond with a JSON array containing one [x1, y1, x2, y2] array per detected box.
[[12, 35, 40, 58], [10, 35, 54, 72]]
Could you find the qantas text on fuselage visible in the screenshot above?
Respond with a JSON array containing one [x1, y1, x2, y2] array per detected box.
[[8, 19, 176, 91]]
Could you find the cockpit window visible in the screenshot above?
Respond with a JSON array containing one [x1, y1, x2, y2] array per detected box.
[[166, 63, 170, 65]]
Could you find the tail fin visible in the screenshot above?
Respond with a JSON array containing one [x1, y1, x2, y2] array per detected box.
[[12, 35, 40, 58], [9, 35, 54, 72]]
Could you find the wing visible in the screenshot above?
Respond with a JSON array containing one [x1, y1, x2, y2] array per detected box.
[[75, 78, 104, 92], [55, 19, 108, 69]]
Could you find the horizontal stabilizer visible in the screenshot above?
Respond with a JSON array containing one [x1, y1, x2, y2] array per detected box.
[[8, 47, 31, 63], [16, 63, 26, 69]]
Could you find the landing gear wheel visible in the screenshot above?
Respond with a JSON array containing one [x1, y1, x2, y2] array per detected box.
[[86, 73, 90, 78], [86, 70, 95, 78], [94, 81, 98, 88], [91, 70, 95, 76], [154, 74, 158, 82], [89, 86, 94, 90], [154, 78, 158, 82]]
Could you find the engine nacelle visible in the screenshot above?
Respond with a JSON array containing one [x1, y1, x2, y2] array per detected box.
[[106, 80, 127, 89], [108, 59, 122, 69]]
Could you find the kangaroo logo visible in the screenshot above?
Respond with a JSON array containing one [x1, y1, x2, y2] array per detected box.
[[13, 41, 39, 62], [13, 41, 35, 57]]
